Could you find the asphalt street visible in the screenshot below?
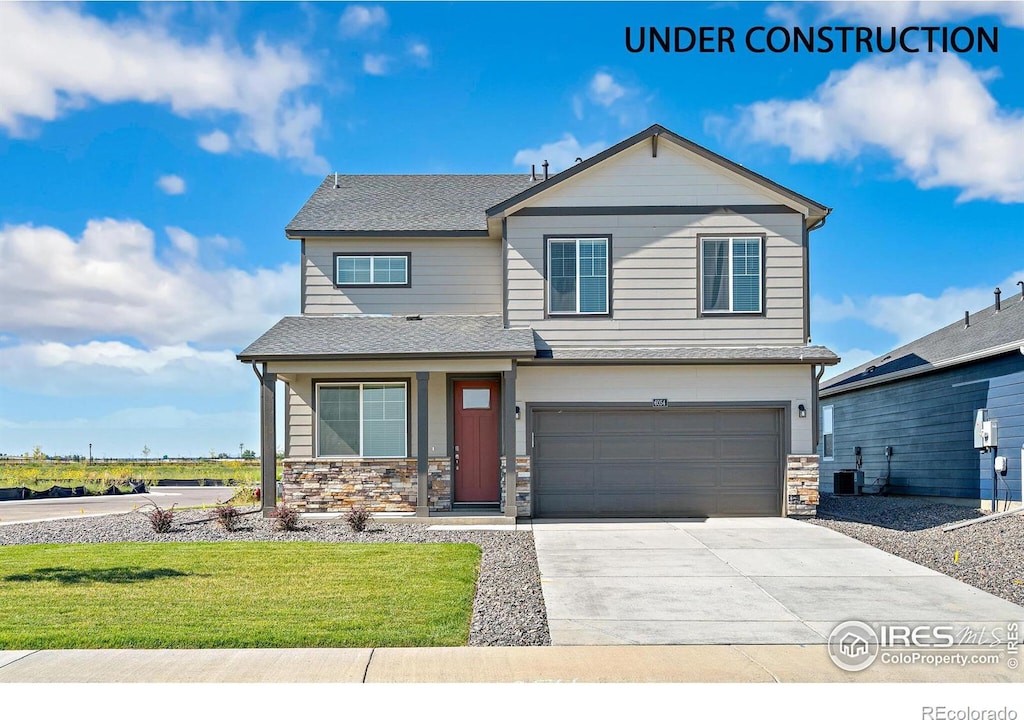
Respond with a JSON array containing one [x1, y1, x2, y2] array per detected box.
[[0, 486, 238, 525]]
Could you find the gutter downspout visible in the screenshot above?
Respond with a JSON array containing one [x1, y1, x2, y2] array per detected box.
[[812, 364, 826, 457]]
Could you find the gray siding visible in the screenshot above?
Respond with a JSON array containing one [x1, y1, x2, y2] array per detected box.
[[506, 212, 806, 346], [819, 353, 1024, 501], [303, 237, 501, 315]]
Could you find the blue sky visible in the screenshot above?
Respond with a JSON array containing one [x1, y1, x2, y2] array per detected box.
[[0, 1, 1021, 458]]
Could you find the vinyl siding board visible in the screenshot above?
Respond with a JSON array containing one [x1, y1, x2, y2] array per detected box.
[[506, 211, 805, 347], [819, 353, 1024, 501], [303, 237, 501, 315]]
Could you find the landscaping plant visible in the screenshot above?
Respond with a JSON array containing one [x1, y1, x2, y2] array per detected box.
[[144, 500, 176, 533], [344, 506, 372, 533], [210, 502, 241, 531], [269, 503, 300, 531]]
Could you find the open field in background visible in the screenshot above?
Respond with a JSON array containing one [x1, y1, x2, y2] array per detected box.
[[0, 460, 275, 490], [0, 542, 481, 649]]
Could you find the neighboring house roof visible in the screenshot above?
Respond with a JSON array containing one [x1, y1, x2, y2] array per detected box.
[[529, 346, 839, 364], [821, 289, 1024, 396], [284, 124, 829, 237], [237, 314, 537, 361], [285, 174, 535, 236], [485, 124, 831, 223]]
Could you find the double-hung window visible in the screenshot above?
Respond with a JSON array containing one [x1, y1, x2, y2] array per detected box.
[[317, 382, 407, 458], [821, 405, 834, 460], [548, 237, 609, 315], [701, 237, 762, 313], [334, 253, 410, 287]]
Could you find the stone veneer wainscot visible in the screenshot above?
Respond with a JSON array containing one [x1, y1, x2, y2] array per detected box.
[[281, 458, 452, 513], [786, 454, 820, 517]]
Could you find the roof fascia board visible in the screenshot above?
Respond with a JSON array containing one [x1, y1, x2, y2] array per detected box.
[[511, 204, 795, 217], [820, 341, 1024, 397], [523, 356, 840, 366], [237, 349, 537, 363]]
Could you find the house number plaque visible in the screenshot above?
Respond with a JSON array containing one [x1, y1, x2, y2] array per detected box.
[[652, 398, 669, 408]]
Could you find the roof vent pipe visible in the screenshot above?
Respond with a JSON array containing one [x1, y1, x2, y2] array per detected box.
[[994, 287, 1001, 312], [964, 311, 970, 328], [531, 164, 536, 182], [1018, 280, 1024, 299], [542, 160, 549, 181], [334, 172, 339, 189]]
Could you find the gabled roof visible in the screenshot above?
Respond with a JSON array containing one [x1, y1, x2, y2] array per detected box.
[[237, 314, 537, 361], [285, 174, 535, 236], [485, 124, 830, 222], [284, 124, 829, 237], [821, 288, 1024, 396]]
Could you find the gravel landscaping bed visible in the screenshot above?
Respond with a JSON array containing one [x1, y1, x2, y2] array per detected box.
[[808, 494, 1024, 607], [0, 508, 550, 647]]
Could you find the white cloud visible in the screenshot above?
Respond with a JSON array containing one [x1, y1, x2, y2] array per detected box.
[[769, 1, 1024, 29], [0, 341, 244, 397], [737, 57, 1024, 203], [362, 53, 391, 76], [198, 129, 231, 153], [513, 134, 607, 174], [408, 42, 431, 66], [156, 174, 186, 195], [0, 219, 297, 347], [588, 71, 625, 107], [339, 5, 389, 37], [812, 269, 1024, 346], [0, 3, 327, 173]]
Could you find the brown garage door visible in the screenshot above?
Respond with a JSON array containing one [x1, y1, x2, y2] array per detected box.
[[532, 407, 783, 518]]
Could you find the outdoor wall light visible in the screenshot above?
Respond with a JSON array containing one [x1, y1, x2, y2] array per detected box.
[[798, 404, 807, 418], [515, 405, 521, 420]]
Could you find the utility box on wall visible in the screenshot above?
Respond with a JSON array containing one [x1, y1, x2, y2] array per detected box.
[[833, 470, 865, 495]]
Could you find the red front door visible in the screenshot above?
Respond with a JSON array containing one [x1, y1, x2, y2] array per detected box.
[[453, 380, 500, 502]]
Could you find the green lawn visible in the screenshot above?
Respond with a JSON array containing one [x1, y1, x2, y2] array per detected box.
[[0, 542, 481, 649]]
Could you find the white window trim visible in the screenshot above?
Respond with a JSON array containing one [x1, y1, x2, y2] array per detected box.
[[315, 381, 408, 458], [335, 255, 409, 286], [547, 237, 610, 315], [701, 236, 763, 314], [821, 404, 834, 461]]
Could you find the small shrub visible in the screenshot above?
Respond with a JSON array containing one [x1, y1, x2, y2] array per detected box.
[[269, 503, 300, 531], [229, 486, 260, 506], [210, 502, 241, 531], [344, 506, 372, 533], [144, 499, 176, 533]]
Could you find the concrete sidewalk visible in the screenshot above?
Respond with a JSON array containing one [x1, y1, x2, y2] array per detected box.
[[1, 646, 1020, 683]]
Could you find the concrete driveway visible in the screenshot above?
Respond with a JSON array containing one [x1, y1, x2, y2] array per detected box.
[[532, 517, 1023, 645]]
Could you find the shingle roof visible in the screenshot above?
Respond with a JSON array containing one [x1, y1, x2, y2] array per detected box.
[[529, 346, 839, 364], [237, 315, 537, 361], [822, 289, 1024, 395], [285, 174, 537, 235]]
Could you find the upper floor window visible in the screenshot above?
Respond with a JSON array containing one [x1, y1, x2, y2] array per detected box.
[[701, 237, 762, 314], [334, 253, 410, 287], [548, 237, 609, 315]]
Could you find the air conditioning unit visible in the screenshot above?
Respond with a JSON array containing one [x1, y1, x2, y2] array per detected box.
[[834, 470, 865, 495]]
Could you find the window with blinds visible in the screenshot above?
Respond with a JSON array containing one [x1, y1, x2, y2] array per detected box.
[[701, 237, 763, 313], [317, 382, 407, 458], [548, 237, 609, 315]]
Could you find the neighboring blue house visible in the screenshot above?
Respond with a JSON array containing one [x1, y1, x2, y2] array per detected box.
[[819, 286, 1024, 506]]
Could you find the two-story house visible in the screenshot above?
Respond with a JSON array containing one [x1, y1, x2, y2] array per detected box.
[[238, 124, 839, 520]]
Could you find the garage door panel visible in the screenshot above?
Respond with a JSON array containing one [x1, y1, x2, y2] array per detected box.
[[534, 412, 594, 434], [656, 437, 718, 460], [535, 436, 594, 461], [593, 412, 654, 434], [597, 438, 656, 460], [716, 410, 779, 433], [720, 436, 781, 461], [533, 407, 783, 518]]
